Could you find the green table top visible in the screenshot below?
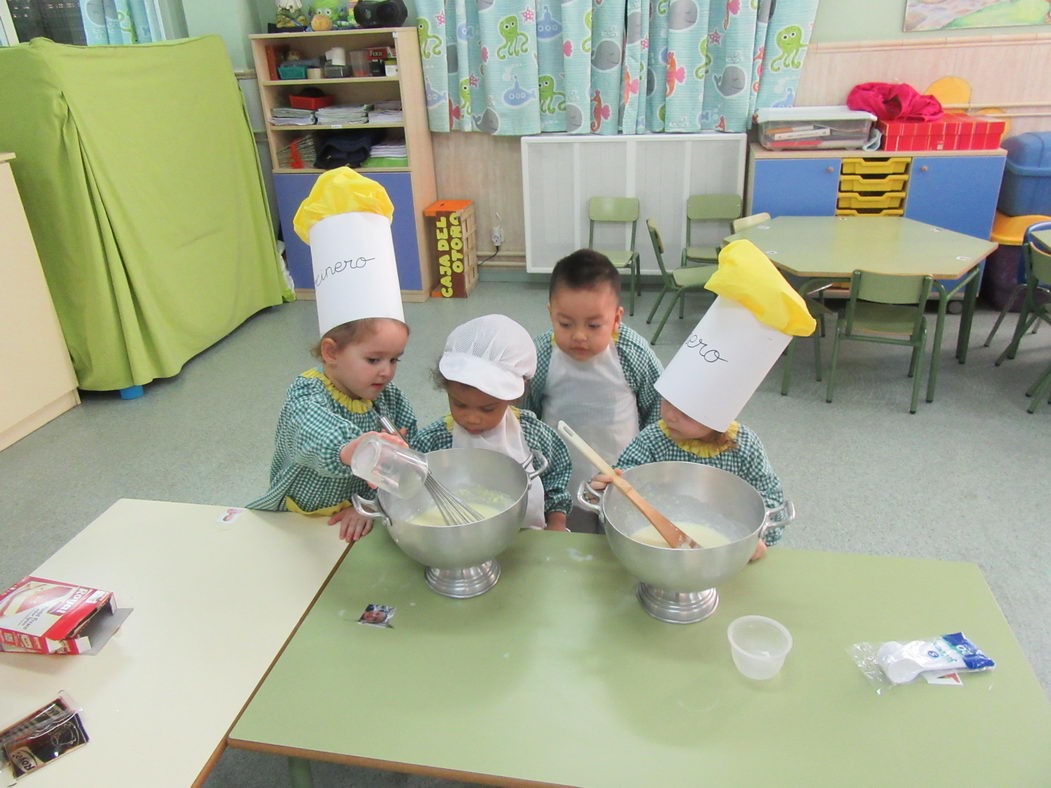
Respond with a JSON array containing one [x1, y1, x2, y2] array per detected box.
[[230, 530, 1051, 787], [1032, 228, 1051, 249], [727, 216, 997, 279]]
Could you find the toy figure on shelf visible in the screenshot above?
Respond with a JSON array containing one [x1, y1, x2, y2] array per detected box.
[[310, 0, 357, 30], [275, 0, 308, 29]]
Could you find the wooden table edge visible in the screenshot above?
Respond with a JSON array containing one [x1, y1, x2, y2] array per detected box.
[[225, 738, 574, 788], [191, 542, 354, 786]]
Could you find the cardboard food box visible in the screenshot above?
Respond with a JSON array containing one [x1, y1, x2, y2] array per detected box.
[[425, 200, 478, 299], [0, 577, 130, 655]]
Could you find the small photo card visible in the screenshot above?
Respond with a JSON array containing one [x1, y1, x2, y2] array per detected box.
[[357, 603, 395, 628]]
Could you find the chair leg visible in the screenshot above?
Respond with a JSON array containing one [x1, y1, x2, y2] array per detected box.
[[651, 290, 682, 345], [907, 343, 921, 378], [628, 261, 637, 317], [996, 303, 1034, 365], [910, 343, 926, 414], [679, 288, 686, 319], [646, 285, 669, 324], [983, 286, 1023, 347], [826, 329, 843, 404], [781, 339, 796, 396], [812, 330, 822, 383], [1026, 362, 1051, 414]]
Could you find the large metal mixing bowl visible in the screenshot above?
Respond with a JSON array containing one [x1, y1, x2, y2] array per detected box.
[[354, 447, 546, 598], [578, 461, 790, 624]]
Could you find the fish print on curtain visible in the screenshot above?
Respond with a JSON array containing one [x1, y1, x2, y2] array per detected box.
[[415, 0, 817, 136]]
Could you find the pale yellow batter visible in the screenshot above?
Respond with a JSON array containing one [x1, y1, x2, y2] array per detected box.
[[629, 522, 732, 549], [409, 491, 514, 526]]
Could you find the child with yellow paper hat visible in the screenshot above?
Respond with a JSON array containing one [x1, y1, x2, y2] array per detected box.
[[249, 169, 416, 543], [592, 240, 815, 560]]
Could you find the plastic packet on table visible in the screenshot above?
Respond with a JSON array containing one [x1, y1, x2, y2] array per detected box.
[[0, 692, 89, 779], [848, 633, 995, 694]]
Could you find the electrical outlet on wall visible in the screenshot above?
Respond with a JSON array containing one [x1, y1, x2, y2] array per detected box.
[[491, 211, 503, 248]]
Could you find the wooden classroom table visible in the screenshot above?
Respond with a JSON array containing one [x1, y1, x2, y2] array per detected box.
[[727, 215, 998, 403], [0, 499, 347, 786], [228, 528, 1051, 787]]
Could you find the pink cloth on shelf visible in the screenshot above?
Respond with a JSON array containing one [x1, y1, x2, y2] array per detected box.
[[847, 83, 944, 122]]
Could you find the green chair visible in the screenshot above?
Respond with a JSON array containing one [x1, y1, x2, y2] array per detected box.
[[995, 240, 1051, 367], [1025, 358, 1051, 414], [588, 197, 641, 315], [645, 219, 715, 344], [826, 270, 933, 414], [681, 194, 743, 268]]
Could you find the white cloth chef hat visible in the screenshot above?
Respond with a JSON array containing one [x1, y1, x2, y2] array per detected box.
[[439, 314, 537, 400], [293, 168, 404, 336]]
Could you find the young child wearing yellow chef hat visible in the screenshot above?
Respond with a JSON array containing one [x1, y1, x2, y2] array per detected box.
[[410, 314, 573, 531], [592, 239, 815, 560], [249, 169, 416, 543], [521, 250, 663, 533]]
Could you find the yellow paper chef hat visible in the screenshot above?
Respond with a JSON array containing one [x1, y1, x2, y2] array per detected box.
[[293, 168, 403, 336], [655, 241, 815, 432]]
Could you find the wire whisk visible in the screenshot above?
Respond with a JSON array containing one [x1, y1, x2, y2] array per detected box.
[[377, 414, 483, 525]]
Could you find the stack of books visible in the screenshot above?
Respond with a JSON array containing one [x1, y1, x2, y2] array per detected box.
[[369, 100, 403, 123], [276, 134, 318, 169], [270, 107, 315, 126], [315, 104, 371, 126]]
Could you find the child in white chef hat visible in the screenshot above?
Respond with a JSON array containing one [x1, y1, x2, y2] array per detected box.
[[249, 168, 417, 543], [592, 239, 815, 560], [411, 314, 573, 531]]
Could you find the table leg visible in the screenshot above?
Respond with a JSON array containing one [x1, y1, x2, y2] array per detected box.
[[927, 284, 950, 403], [955, 267, 981, 363], [289, 756, 313, 788]]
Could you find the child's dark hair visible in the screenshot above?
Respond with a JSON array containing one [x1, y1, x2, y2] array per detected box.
[[311, 317, 408, 359], [549, 249, 621, 299]]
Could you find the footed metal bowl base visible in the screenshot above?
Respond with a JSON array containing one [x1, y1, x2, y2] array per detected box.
[[637, 583, 719, 624], [425, 560, 501, 598]]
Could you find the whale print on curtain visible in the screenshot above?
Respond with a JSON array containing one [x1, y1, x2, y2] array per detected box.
[[416, 0, 818, 135]]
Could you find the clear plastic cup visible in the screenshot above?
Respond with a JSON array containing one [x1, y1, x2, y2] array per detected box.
[[727, 615, 793, 680], [350, 436, 428, 499]]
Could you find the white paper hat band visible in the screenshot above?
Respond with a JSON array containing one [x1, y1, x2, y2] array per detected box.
[[310, 211, 404, 336]]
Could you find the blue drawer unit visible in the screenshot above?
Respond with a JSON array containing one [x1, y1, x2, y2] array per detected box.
[[274, 171, 423, 292]]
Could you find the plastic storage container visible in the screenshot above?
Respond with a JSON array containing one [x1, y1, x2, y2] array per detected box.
[[879, 113, 1006, 153], [755, 106, 876, 151], [998, 132, 1051, 217]]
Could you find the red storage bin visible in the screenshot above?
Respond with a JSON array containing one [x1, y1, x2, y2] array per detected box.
[[288, 93, 334, 110], [879, 113, 1005, 152]]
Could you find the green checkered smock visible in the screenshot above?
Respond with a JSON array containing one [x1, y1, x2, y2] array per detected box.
[[248, 369, 417, 514], [410, 408, 573, 515], [616, 421, 788, 545], [522, 325, 663, 428]]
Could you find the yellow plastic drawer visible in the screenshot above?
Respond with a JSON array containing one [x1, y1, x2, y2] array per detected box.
[[835, 208, 905, 217], [839, 173, 910, 192], [840, 157, 911, 175], [837, 191, 906, 209]]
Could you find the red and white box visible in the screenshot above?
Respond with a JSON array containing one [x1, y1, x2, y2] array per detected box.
[[879, 113, 1006, 152], [0, 576, 130, 655]]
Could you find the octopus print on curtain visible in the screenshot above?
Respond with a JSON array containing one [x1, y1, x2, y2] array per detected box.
[[415, 0, 818, 135]]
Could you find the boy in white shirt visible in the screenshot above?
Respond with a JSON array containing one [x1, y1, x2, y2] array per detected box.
[[522, 250, 663, 532]]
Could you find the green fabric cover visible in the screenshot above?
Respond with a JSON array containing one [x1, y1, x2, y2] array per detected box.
[[0, 36, 290, 390]]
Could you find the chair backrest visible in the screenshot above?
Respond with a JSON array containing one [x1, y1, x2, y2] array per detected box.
[[845, 270, 932, 337], [588, 196, 639, 250], [646, 219, 672, 278], [1025, 242, 1051, 285], [686, 194, 743, 221], [732, 212, 772, 233], [685, 194, 743, 247]]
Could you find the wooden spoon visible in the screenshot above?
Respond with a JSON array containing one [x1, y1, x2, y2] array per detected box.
[[557, 421, 699, 549]]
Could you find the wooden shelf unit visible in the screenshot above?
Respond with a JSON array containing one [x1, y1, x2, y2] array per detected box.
[[249, 28, 436, 300]]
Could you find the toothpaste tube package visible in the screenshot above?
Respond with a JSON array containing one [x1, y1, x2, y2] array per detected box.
[[848, 633, 995, 694]]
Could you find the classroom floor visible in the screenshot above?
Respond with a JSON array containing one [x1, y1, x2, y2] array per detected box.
[[2, 282, 1049, 787]]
